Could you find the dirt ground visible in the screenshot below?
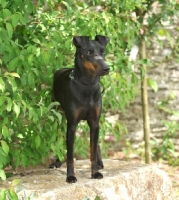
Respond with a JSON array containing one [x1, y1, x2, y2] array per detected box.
[[109, 151, 179, 199]]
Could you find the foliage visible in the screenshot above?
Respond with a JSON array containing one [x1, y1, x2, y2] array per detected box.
[[152, 120, 179, 166], [145, 6, 179, 165], [0, 179, 36, 200], [148, 10, 179, 166], [152, 94, 179, 166], [173, 36, 179, 62], [135, 0, 179, 163]]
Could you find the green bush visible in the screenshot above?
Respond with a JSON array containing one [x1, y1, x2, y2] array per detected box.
[[152, 94, 179, 165]]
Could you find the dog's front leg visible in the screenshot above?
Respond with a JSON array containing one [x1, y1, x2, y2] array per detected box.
[[66, 122, 77, 183], [88, 120, 103, 179], [97, 144, 104, 169]]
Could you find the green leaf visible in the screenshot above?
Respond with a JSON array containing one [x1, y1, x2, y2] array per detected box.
[[6, 23, 13, 38], [8, 57, 19, 71], [13, 102, 20, 118], [28, 72, 34, 87], [2, 126, 10, 139], [36, 47, 41, 57], [33, 38, 41, 44], [2, 9, 11, 18], [35, 135, 41, 149], [58, 52, 63, 67], [131, 73, 138, 84], [21, 99, 27, 114], [0, 96, 5, 106], [0, 188, 7, 199], [8, 72, 20, 78], [43, 51, 50, 64], [0, 148, 10, 167], [27, 55, 34, 66], [158, 29, 168, 36], [94, 196, 101, 200], [51, 109, 62, 124], [48, 115, 54, 122], [140, 66, 146, 79], [147, 78, 158, 93], [0, 77, 5, 92], [138, 58, 150, 66], [9, 189, 18, 200], [1, 0, 8, 8], [48, 102, 60, 111], [0, 169, 6, 181], [8, 77, 17, 92], [6, 98, 13, 112], [65, 40, 71, 49], [11, 179, 22, 187], [26, 0, 34, 13], [19, 15, 26, 25], [1, 140, 9, 155], [11, 14, 19, 28], [21, 154, 28, 167], [61, 1, 71, 10]]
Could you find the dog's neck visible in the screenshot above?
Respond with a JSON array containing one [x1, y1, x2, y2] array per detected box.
[[70, 69, 100, 87]]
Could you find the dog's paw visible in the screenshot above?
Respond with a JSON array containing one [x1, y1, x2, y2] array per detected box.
[[49, 160, 62, 168], [92, 172, 103, 179], [66, 176, 77, 183]]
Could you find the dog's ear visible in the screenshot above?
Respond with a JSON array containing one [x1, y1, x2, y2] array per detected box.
[[95, 35, 110, 47], [73, 36, 89, 49]]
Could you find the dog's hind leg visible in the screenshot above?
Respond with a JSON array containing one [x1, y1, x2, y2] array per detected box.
[[49, 159, 62, 168]]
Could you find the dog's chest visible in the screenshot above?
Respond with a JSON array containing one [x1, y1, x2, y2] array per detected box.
[[77, 88, 100, 107], [70, 81, 100, 106]]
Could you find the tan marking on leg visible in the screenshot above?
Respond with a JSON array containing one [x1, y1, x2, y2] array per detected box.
[[74, 109, 81, 120], [95, 106, 101, 117], [74, 108, 85, 120]]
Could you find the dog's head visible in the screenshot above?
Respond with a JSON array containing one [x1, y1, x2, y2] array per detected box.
[[73, 35, 110, 76]]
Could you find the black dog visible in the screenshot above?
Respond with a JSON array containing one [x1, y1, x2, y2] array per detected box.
[[53, 35, 110, 183]]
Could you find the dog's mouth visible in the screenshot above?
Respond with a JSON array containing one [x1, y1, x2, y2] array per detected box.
[[87, 67, 110, 77], [103, 68, 110, 74], [92, 70, 110, 77], [100, 68, 110, 76]]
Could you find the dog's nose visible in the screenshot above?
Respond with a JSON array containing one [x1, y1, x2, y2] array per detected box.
[[103, 67, 110, 72]]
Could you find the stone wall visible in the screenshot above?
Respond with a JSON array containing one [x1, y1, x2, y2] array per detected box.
[[110, 19, 179, 151]]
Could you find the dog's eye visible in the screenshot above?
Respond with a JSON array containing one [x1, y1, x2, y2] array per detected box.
[[86, 50, 93, 55], [101, 50, 105, 55]]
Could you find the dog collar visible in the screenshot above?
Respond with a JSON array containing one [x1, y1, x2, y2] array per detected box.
[[69, 70, 75, 81], [69, 70, 99, 87]]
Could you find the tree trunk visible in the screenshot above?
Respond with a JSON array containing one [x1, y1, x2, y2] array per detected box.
[[139, 38, 151, 164]]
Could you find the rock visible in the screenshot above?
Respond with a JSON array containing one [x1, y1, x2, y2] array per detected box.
[[0, 159, 174, 200]]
